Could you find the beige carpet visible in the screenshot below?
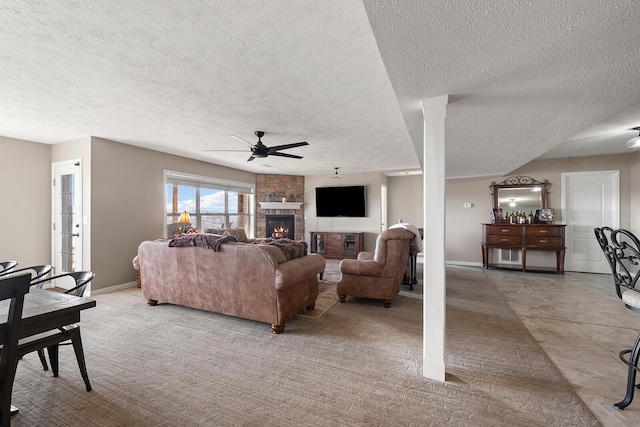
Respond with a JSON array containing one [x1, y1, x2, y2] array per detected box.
[[298, 281, 338, 319], [10, 266, 597, 426]]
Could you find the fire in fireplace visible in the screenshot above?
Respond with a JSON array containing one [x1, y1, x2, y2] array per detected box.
[[265, 215, 295, 240]]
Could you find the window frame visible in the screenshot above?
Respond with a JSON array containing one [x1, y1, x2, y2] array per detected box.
[[164, 170, 255, 237]]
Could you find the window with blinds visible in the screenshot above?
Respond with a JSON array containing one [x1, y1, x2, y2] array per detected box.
[[165, 171, 255, 237]]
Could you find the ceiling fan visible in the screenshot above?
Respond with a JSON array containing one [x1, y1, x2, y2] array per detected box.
[[204, 131, 309, 162]]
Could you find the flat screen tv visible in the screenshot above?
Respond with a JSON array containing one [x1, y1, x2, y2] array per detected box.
[[315, 185, 366, 217]]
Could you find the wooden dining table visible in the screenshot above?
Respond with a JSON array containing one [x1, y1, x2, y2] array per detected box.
[[0, 288, 96, 415]]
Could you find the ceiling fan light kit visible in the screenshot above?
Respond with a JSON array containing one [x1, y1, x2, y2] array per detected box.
[[627, 127, 640, 149]]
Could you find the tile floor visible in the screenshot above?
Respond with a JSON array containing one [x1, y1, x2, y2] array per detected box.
[[486, 268, 640, 426], [330, 258, 639, 425]]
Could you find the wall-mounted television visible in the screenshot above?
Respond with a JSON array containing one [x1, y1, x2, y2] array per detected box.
[[315, 185, 366, 217]]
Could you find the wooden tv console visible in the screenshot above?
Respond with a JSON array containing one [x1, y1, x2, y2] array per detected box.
[[309, 231, 364, 260]]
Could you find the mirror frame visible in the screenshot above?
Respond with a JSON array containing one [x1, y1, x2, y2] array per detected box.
[[490, 175, 550, 210]]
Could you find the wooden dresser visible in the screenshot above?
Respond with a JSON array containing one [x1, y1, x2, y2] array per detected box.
[[481, 223, 566, 274]]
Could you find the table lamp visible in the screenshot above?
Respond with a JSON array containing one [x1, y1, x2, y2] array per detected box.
[[178, 211, 191, 233]]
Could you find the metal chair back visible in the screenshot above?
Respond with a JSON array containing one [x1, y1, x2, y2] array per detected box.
[[30, 271, 95, 297], [0, 273, 32, 425], [0, 261, 18, 275], [594, 227, 640, 302]]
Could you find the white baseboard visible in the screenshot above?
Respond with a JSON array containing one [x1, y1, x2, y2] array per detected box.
[[446, 261, 483, 268], [90, 281, 137, 296]]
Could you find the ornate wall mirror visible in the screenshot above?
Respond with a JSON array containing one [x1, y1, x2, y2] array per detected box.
[[490, 176, 550, 213]]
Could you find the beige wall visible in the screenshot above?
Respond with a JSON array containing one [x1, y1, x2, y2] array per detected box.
[[0, 136, 52, 266], [630, 151, 640, 232], [388, 175, 424, 228], [304, 172, 385, 252], [89, 137, 256, 291], [509, 154, 635, 226], [446, 153, 639, 265], [445, 175, 496, 264], [6, 134, 638, 288]]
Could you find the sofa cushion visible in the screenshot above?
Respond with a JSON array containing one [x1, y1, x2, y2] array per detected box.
[[252, 238, 307, 260], [204, 228, 249, 243], [168, 233, 238, 251], [257, 245, 288, 264]]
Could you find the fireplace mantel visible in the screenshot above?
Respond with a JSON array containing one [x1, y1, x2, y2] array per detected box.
[[259, 202, 302, 210]]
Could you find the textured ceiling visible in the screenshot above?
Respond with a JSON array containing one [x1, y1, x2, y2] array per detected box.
[[364, 0, 640, 177], [1, 1, 639, 178]]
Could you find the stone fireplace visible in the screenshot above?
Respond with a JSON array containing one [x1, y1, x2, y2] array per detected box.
[[256, 174, 305, 240], [265, 215, 295, 239]]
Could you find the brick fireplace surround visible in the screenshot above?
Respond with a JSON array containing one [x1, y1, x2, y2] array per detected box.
[[256, 174, 305, 240]]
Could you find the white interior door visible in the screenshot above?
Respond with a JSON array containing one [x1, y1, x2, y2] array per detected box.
[[562, 171, 619, 273], [52, 160, 83, 276]]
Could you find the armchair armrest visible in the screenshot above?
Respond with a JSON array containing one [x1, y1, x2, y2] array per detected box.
[[357, 251, 374, 261], [340, 259, 383, 277]]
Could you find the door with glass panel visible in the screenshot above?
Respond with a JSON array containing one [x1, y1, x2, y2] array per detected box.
[[52, 160, 83, 276]]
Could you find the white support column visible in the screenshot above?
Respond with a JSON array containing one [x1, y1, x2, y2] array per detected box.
[[422, 95, 448, 382]]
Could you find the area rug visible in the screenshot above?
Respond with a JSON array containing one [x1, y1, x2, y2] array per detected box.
[[297, 280, 338, 318]]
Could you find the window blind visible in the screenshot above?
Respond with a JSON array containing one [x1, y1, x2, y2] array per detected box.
[[165, 171, 254, 194]]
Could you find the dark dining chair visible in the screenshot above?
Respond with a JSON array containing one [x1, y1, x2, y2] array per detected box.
[[594, 227, 640, 409], [0, 261, 18, 275], [0, 266, 52, 370], [0, 265, 52, 283], [20, 271, 95, 392], [0, 273, 32, 426]]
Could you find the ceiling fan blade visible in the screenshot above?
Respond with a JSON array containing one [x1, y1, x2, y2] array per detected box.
[[247, 155, 255, 162], [268, 152, 303, 160], [230, 135, 256, 149], [202, 149, 248, 152], [267, 141, 309, 153]]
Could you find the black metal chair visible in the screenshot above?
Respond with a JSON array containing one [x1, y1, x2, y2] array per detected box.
[[0, 261, 18, 275], [0, 266, 53, 371], [0, 265, 52, 283], [30, 271, 94, 296], [594, 227, 640, 409], [0, 273, 32, 426], [20, 271, 95, 392]]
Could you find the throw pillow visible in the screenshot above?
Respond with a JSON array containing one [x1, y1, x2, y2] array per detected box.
[[230, 228, 248, 243]]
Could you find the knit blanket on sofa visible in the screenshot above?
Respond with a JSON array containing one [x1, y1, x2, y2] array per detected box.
[[252, 238, 308, 260], [168, 233, 238, 251]]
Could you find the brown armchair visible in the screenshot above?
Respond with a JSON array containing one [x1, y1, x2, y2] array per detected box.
[[337, 228, 415, 307]]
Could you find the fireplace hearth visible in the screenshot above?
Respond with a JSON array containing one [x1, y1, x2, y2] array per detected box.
[[265, 215, 295, 239]]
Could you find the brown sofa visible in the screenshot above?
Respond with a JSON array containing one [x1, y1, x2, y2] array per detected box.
[[337, 228, 415, 307], [203, 228, 255, 243], [133, 238, 326, 333]]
